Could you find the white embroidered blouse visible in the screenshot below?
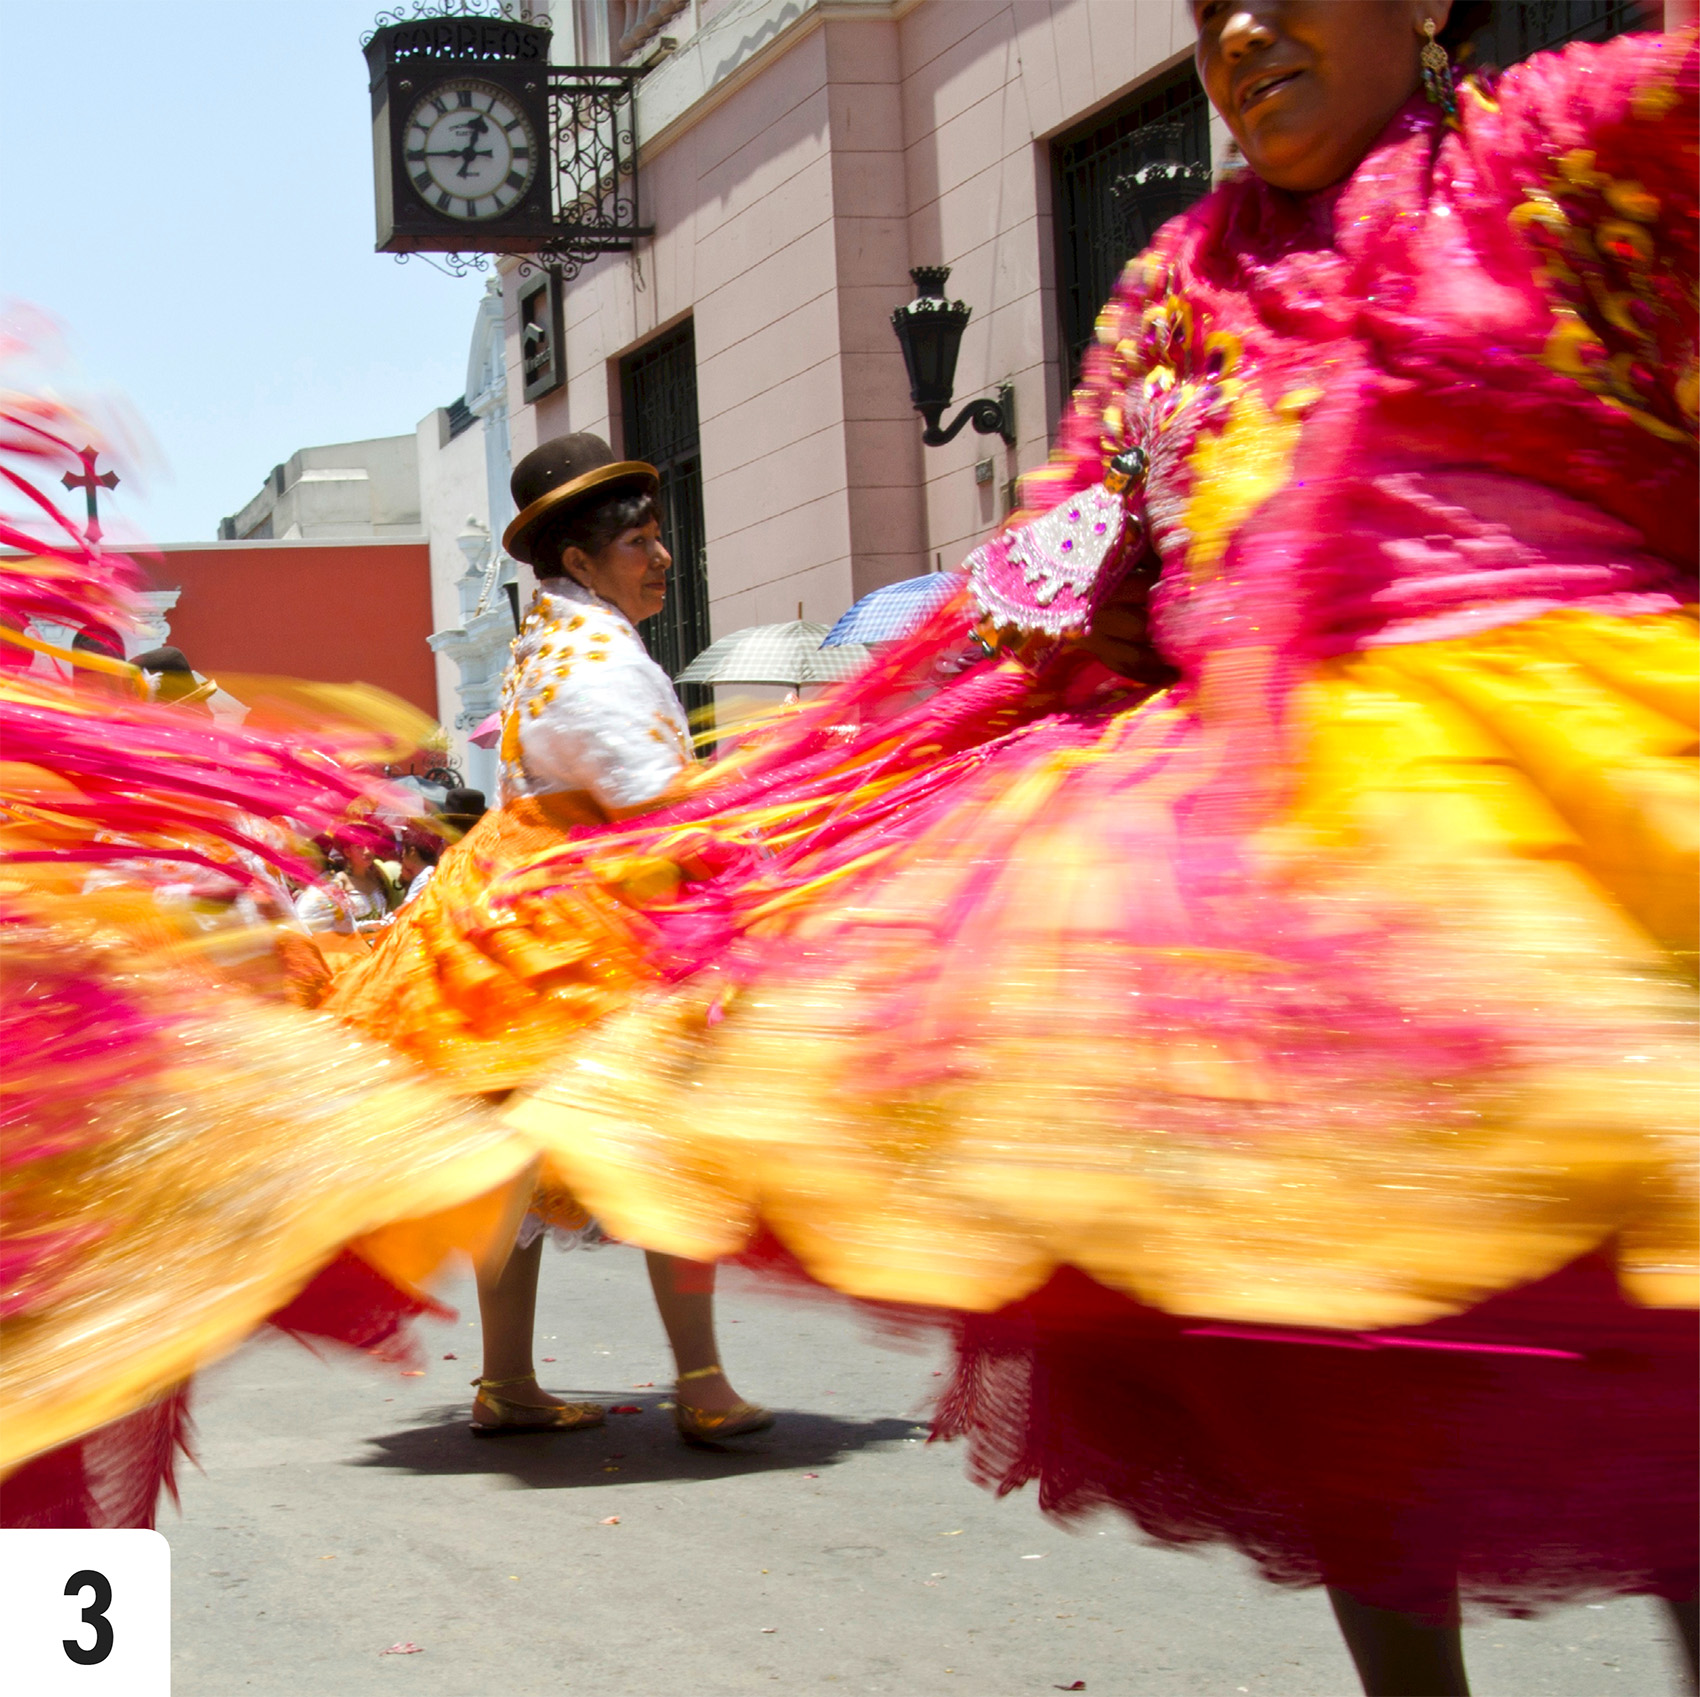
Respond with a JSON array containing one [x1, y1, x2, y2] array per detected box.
[[497, 579, 693, 813]]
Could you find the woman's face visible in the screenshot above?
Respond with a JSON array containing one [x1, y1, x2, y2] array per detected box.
[[1193, 1, 1451, 192], [561, 519, 671, 626]]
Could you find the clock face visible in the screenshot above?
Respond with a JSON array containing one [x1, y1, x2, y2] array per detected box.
[[403, 79, 537, 221]]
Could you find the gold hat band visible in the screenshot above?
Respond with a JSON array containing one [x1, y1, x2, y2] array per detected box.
[[502, 460, 659, 564]]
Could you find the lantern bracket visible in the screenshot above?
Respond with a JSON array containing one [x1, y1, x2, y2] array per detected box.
[[918, 385, 1016, 448]]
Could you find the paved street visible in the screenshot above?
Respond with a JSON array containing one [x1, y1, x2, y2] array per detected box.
[[169, 1246, 1686, 1695]]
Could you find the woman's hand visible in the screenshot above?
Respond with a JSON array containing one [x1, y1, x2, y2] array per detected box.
[[1080, 562, 1177, 686]]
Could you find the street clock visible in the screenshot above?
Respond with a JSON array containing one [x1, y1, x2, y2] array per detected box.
[[364, 15, 554, 253]]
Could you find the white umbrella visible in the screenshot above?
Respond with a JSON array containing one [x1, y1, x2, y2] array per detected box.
[[675, 621, 870, 689]]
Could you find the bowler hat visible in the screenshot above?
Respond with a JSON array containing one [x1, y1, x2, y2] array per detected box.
[[503, 433, 658, 567]]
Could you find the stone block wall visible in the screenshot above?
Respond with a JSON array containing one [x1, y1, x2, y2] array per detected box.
[[502, 0, 1196, 640]]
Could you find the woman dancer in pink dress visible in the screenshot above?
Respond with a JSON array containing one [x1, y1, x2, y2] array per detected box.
[[503, 6, 1697, 1690]]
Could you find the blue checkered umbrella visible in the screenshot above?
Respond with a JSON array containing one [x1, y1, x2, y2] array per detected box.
[[821, 573, 964, 647]]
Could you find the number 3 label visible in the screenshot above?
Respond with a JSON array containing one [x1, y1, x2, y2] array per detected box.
[[0, 1531, 168, 1692], [63, 1570, 115, 1665]]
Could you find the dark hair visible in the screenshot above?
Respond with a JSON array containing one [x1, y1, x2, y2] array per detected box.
[[72, 627, 125, 661], [398, 824, 443, 865], [1439, 3, 1493, 54], [532, 489, 659, 579]]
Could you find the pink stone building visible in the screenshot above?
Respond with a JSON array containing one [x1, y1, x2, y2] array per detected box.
[[500, 0, 1665, 681]]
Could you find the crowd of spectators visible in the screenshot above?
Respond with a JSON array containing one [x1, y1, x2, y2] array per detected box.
[[290, 785, 485, 936], [65, 628, 488, 948]]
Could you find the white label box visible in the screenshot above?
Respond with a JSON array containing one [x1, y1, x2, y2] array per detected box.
[[0, 1529, 169, 1693]]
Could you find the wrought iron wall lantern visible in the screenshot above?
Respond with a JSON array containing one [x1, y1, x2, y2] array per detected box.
[[890, 268, 1016, 448]]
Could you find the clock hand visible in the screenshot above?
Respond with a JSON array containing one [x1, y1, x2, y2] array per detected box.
[[451, 114, 493, 178], [420, 145, 495, 182]]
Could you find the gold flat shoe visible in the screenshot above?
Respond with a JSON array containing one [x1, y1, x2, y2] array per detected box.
[[672, 1366, 774, 1444], [674, 1399, 776, 1445], [673, 1367, 775, 1448], [469, 1374, 605, 1437]]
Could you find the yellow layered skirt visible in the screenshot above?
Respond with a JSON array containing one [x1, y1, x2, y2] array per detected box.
[[322, 792, 682, 1234], [1, 888, 537, 1477], [506, 608, 1698, 1328], [323, 793, 666, 1095]]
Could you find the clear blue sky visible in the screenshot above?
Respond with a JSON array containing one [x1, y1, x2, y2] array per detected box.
[[2, 0, 490, 542]]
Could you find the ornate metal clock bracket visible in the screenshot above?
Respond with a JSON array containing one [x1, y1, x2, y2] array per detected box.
[[365, 5, 652, 284]]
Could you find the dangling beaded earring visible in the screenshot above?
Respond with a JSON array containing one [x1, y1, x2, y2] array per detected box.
[[1420, 17, 1458, 122]]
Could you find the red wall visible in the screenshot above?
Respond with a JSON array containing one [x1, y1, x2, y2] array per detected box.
[[145, 540, 438, 718]]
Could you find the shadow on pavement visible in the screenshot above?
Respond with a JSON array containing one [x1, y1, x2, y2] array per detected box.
[[352, 1400, 927, 1490]]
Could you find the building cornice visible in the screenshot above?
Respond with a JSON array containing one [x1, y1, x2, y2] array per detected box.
[[635, 0, 908, 166]]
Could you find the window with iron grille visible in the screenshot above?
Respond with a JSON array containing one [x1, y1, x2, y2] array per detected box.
[[1048, 5, 1649, 395], [619, 319, 713, 719], [1051, 61, 1213, 389], [1461, 0, 1651, 68]]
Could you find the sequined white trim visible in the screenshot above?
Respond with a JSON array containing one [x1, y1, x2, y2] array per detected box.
[[498, 586, 692, 811]]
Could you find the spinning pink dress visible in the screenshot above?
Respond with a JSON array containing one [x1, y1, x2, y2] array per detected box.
[[502, 31, 1697, 1615]]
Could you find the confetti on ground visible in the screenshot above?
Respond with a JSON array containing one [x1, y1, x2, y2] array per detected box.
[[1054, 1684, 1086, 1692], [942, 1530, 963, 1537], [599, 1515, 620, 1525], [400, 1370, 424, 1378], [542, 1356, 556, 1362], [803, 1472, 819, 1479], [611, 1404, 643, 1414], [379, 1643, 423, 1656], [761, 1627, 776, 1634], [319, 1555, 336, 1561], [1022, 1553, 1045, 1560], [631, 1381, 654, 1388], [442, 1353, 457, 1360]]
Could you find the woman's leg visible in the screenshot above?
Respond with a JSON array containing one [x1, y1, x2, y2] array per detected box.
[[474, 1232, 563, 1410], [644, 1251, 751, 1415], [1326, 1589, 1469, 1697]]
